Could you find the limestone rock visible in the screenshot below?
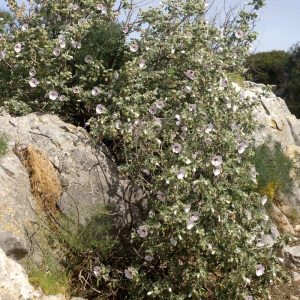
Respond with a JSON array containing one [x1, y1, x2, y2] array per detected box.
[[0, 112, 144, 261], [284, 245, 300, 268]]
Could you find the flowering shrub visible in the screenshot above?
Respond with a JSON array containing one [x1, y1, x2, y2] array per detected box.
[[0, 0, 288, 298]]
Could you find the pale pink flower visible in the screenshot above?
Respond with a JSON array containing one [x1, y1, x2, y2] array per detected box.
[[93, 266, 101, 277], [149, 106, 157, 114], [221, 78, 228, 87], [85, 55, 93, 63], [186, 70, 195, 80], [235, 29, 244, 39], [137, 225, 148, 237], [245, 296, 253, 300], [213, 165, 222, 176], [29, 68, 36, 77], [116, 120, 122, 129], [184, 204, 191, 213], [107, 91, 111, 99], [156, 101, 164, 109], [0, 50, 5, 60], [122, 26, 129, 33], [157, 190, 165, 201], [144, 255, 154, 262], [175, 114, 181, 125], [256, 238, 265, 247], [249, 43, 254, 51], [211, 156, 222, 166], [190, 211, 199, 221], [114, 71, 119, 80], [14, 43, 22, 53], [71, 39, 77, 48], [130, 43, 138, 52], [187, 220, 195, 230], [238, 140, 249, 154], [170, 237, 177, 246], [49, 90, 58, 100], [204, 123, 213, 133], [92, 86, 100, 96], [261, 195, 267, 206], [139, 59, 146, 68], [76, 42, 82, 49], [59, 39, 66, 48], [189, 104, 196, 111], [172, 143, 182, 153], [124, 267, 133, 279], [60, 95, 66, 101], [97, 4, 107, 13], [177, 169, 186, 179], [255, 264, 265, 276], [204, 138, 212, 145], [29, 78, 39, 87], [96, 104, 105, 114], [21, 23, 28, 31], [72, 86, 80, 93], [53, 47, 60, 56], [184, 86, 191, 93]]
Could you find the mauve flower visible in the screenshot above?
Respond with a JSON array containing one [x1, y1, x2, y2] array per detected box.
[[92, 86, 100, 96], [177, 169, 186, 179], [221, 78, 228, 87], [172, 143, 182, 153], [157, 190, 165, 201], [124, 267, 133, 279], [122, 26, 129, 33], [72, 86, 80, 93], [29, 78, 39, 87], [14, 43, 22, 53], [139, 59, 146, 68], [255, 264, 265, 276], [96, 104, 105, 114], [213, 165, 222, 176], [114, 71, 119, 80], [137, 225, 148, 237], [97, 3, 107, 13], [187, 220, 195, 230], [204, 123, 213, 133], [53, 47, 60, 56], [49, 90, 58, 100], [211, 155, 222, 166], [186, 69, 195, 80], [85, 55, 93, 63], [170, 237, 177, 246], [149, 106, 157, 114], [21, 23, 28, 31], [0, 50, 5, 60], [93, 266, 101, 277], [144, 255, 154, 262], [29, 68, 36, 77], [130, 43, 138, 52], [235, 29, 244, 39], [156, 101, 164, 109], [184, 204, 191, 213]]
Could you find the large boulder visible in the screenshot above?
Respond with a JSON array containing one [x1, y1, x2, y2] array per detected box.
[[234, 82, 300, 232], [0, 109, 144, 261], [0, 247, 86, 300]]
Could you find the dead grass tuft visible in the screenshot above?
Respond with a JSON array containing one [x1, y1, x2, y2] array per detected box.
[[14, 145, 62, 216]]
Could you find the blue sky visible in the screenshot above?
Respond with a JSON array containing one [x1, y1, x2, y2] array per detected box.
[[0, 0, 299, 53]]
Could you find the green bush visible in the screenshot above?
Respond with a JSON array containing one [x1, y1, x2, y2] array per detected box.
[[0, 0, 288, 299]]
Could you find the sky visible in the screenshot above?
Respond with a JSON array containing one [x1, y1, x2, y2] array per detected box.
[[0, 0, 299, 53]]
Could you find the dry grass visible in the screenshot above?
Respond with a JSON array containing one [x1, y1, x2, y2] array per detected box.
[[14, 145, 62, 216]]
